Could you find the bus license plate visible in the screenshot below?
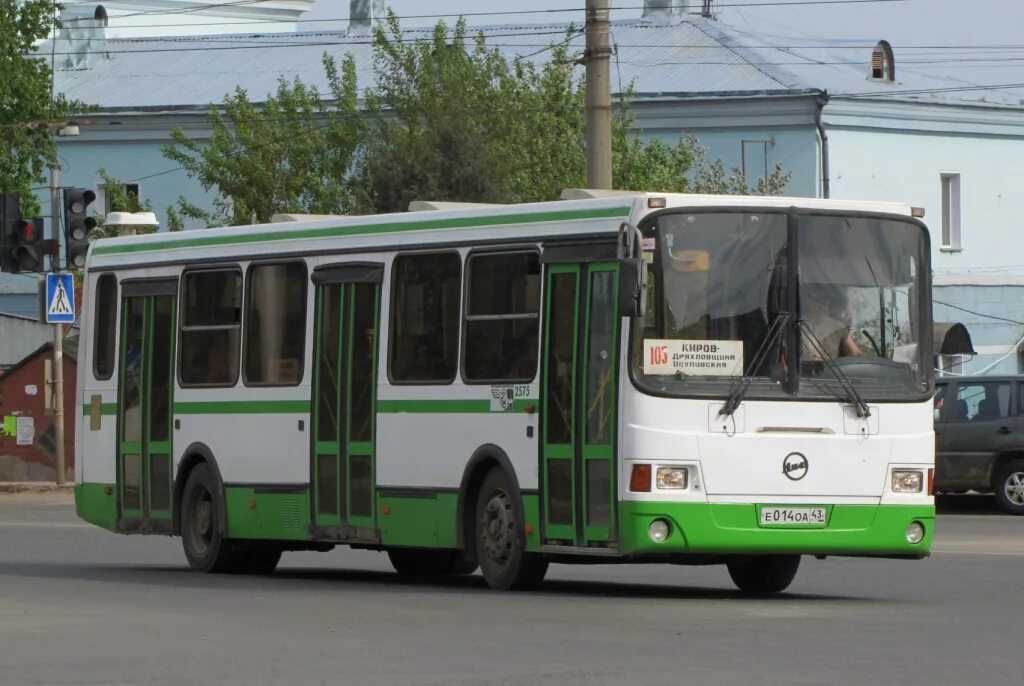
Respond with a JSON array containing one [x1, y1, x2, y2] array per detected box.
[[759, 507, 827, 527]]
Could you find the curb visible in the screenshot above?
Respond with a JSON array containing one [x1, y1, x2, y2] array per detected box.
[[0, 483, 76, 494]]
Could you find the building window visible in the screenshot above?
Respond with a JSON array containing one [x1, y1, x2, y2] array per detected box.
[[180, 268, 242, 387], [871, 40, 895, 81], [99, 182, 141, 214], [389, 252, 461, 383], [93, 274, 117, 380], [462, 251, 541, 382], [940, 173, 962, 251], [244, 262, 307, 386]]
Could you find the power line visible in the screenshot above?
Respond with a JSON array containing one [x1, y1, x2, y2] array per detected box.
[[62, 0, 270, 20], [55, 0, 911, 29], [933, 298, 1024, 327], [38, 30, 583, 57]]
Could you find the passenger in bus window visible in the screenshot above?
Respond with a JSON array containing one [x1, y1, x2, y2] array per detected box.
[[800, 284, 863, 361]]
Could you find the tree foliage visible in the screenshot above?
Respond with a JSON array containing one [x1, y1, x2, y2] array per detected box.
[[162, 54, 364, 226], [0, 1, 82, 214], [89, 168, 156, 239], [165, 15, 790, 226]]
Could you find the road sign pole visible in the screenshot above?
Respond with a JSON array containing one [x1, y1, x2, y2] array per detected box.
[[50, 164, 65, 486]]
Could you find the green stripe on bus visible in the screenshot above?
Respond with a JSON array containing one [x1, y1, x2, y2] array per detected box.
[[174, 400, 311, 414], [376, 398, 537, 413], [93, 206, 632, 256], [81, 403, 118, 416]]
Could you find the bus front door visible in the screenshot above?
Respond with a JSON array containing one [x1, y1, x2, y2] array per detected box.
[[541, 262, 620, 547], [116, 285, 176, 532], [311, 271, 381, 541]]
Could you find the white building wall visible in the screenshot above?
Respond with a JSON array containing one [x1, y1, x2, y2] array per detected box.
[[828, 122, 1024, 374]]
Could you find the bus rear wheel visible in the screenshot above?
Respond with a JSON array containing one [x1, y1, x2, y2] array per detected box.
[[181, 463, 240, 573], [474, 469, 547, 590], [726, 555, 801, 594]]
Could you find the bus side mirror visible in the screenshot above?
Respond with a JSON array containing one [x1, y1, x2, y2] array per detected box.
[[619, 258, 643, 318]]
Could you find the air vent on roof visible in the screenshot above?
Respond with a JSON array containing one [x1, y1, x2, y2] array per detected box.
[[349, 0, 386, 37], [870, 40, 895, 82], [641, 0, 693, 25]]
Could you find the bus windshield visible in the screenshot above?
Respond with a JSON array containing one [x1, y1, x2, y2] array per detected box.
[[632, 210, 931, 402]]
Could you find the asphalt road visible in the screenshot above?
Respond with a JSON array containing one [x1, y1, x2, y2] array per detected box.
[[0, 493, 1020, 686]]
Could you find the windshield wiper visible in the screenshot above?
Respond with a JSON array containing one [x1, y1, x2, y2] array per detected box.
[[798, 320, 872, 417], [719, 312, 789, 418]]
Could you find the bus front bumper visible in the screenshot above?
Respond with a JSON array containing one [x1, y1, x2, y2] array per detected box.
[[617, 501, 934, 558]]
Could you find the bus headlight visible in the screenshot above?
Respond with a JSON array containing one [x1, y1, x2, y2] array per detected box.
[[892, 470, 924, 493], [656, 467, 688, 490], [906, 522, 925, 544], [648, 519, 671, 543]]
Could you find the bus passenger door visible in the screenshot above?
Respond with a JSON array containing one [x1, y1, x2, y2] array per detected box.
[[117, 282, 177, 532], [541, 261, 620, 547], [311, 264, 382, 540]]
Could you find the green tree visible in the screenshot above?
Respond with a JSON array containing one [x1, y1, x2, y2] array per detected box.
[[167, 16, 789, 223], [162, 54, 364, 227], [0, 1, 83, 214], [357, 15, 788, 212], [89, 168, 156, 238]]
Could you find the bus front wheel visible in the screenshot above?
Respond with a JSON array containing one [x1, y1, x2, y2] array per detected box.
[[726, 555, 801, 594], [474, 469, 547, 590], [181, 463, 239, 573]]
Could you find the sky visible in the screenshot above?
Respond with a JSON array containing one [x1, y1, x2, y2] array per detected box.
[[304, 1, 1024, 48]]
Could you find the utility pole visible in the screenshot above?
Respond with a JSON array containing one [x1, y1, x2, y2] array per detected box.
[[584, 0, 612, 189], [50, 164, 66, 486]]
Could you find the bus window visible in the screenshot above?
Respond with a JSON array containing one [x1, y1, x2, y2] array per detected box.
[[180, 268, 242, 387], [389, 252, 461, 383], [93, 274, 118, 380], [244, 262, 307, 386], [462, 251, 540, 382]]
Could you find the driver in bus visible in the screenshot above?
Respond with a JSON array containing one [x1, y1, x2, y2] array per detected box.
[[800, 283, 863, 361]]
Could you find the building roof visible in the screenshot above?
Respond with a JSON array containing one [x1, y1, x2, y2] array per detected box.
[[0, 338, 78, 383], [49, 16, 1024, 113]]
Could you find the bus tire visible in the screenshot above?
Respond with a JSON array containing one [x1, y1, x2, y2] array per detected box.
[[993, 458, 1024, 515], [475, 469, 548, 590], [726, 555, 801, 594], [181, 463, 240, 573]]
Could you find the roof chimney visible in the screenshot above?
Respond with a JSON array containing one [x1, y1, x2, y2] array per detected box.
[[641, 0, 692, 25], [57, 4, 108, 69], [349, 0, 387, 37]]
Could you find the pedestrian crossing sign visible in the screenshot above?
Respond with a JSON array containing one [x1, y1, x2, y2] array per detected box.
[[45, 273, 75, 324]]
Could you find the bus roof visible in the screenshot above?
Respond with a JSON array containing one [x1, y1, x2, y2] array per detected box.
[[86, 193, 917, 270]]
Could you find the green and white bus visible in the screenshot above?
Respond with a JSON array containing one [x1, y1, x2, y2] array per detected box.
[[75, 192, 935, 593]]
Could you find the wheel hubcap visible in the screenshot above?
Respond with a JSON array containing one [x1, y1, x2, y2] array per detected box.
[[480, 489, 514, 567], [1004, 472, 1024, 505], [191, 489, 214, 553]]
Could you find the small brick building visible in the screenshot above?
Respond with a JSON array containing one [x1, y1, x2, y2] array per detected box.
[[0, 339, 78, 481]]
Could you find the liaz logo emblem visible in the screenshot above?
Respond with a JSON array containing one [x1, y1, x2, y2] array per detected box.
[[782, 452, 809, 481]]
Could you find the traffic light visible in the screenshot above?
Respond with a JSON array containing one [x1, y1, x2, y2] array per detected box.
[[63, 188, 96, 269], [0, 192, 17, 272], [11, 217, 44, 272], [1, 193, 44, 273]]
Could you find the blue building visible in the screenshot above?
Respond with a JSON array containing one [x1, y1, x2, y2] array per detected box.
[[8, 0, 1023, 372]]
